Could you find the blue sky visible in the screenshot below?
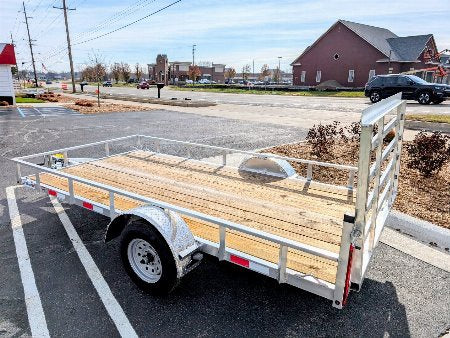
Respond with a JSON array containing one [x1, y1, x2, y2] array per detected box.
[[1, 0, 449, 73]]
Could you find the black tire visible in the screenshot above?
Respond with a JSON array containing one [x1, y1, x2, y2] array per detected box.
[[433, 98, 444, 104], [370, 90, 381, 103], [120, 220, 179, 295], [417, 91, 431, 105]]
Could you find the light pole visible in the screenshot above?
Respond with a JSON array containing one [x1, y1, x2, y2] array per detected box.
[[192, 44, 196, 66], [277, 56, 282, 84]]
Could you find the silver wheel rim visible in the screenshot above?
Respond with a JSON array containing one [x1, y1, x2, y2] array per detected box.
[[127, 239, 162, 283], [419, 93, 429, 103], [371, 92, 379, 102]]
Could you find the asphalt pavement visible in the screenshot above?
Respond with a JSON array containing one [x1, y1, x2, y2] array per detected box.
[[0, 107, 449, 337]]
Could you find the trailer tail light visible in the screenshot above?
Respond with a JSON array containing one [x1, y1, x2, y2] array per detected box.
[[230, 254, 249, 268], [82, 201, 93, 210], [48, 189, 57, 196]]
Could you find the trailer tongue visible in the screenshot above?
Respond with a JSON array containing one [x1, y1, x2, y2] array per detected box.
[[12, 93, 405, 308]]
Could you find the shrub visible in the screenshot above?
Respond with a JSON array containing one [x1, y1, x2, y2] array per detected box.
[[384, 129, 396, 144], [75, 99, 94, 107], [306, 121, 342, 157], [406, 131, 449, 177], [0, 101, 9, 106]]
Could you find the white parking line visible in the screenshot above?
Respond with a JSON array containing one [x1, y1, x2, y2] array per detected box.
[[6, 186, 50, 338], [50, 197, 138, 338]]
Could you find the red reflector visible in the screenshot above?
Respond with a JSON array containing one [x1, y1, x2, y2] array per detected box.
[[48, 189, 57, 196], [230, 254, 249, 268], [82, 201, 93, 210]]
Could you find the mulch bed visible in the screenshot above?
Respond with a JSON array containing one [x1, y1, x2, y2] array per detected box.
[[39, 94, 153, 114], [266, 141, 450, 229]]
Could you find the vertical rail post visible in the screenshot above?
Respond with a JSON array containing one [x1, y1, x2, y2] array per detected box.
[[35, 172, 41, 190], [63, 151, 68, 167], [109, 191, 116, 219], [306, 163, 313, 181], [222, 151, 227, 166], [218, 226, 226, 260], [391, 101, 406, 203], [155, 140, 161, 153], [105, 142, 110, 157], [333, 214, 355, 309], [136, 135, 142, 148], [351, 125, 372, 287], [68, 178, 75, 204], [368, 117, 385, 253], [16, 163, 22, 183], [277, 245, 288, 283]]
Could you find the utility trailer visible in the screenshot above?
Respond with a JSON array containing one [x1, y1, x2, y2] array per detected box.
[[12, 93, 406, 309]]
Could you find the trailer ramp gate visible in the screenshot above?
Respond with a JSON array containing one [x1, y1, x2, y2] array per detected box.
[[11, 93, 406, 309]]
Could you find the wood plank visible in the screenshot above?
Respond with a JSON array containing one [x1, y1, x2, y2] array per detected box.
[[31, 151, 352, 284]]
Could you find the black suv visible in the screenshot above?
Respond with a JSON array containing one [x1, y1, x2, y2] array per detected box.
[[365, 74, 449, 104]]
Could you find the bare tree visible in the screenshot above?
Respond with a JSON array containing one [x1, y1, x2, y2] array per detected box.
[[88, 52, 107, 107], [242, 64, 251, 80], [259, 64, 270, 81], [135, 63, 143, 81], [110, 63, 121, 83], [224, 67, 236, 82], [187, 65, 201, 83], [272, 67, 281, 83], [120, 62, 131, 82]]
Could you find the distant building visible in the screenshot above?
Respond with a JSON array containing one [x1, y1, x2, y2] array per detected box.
[[291, 20, 441, 87], [147, 55, 226, 84]]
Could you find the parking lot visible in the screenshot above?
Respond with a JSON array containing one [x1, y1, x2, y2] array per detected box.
[[1, 104, 449, 337]]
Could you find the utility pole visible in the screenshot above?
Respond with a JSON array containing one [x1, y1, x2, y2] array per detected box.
[[252, 59, 254, 79], [277, 56, 282, 84], [54, 0, 76, 93], [23, 2, 38, 87], [192, 44, 196, 66]]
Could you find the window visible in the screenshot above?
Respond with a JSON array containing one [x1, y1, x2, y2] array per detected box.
[[388, 67, 393, 74], [385, 76, 397, 86], [301, 71, 306, 83], [333, 53, 340, 60], [409, 67, 415, 71], [397, 76, 410, 85], [348, 70, 355, 82], [368, 69, 375, 81], [315, 70, 321, 83]]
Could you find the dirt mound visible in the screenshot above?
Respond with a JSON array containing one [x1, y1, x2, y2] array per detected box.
[[316, 80, 343, 90]]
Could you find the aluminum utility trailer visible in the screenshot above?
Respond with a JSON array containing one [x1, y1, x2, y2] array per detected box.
[[12, 93, 406, 309]]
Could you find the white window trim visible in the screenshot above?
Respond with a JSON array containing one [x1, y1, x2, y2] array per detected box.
[[315, 70, 321, 83], [368, 69, 375, 81], [348, 69, 355, 83], [301, 70, 306, 83]]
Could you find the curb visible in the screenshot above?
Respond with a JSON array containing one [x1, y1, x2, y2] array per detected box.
[[99, 94, 216, 108], [386, 210, 450, 250], [405, 120, 450, 133]]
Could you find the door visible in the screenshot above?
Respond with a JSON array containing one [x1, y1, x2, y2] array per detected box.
[[382, 76, 398, 98], [396, 76, 415, 99]]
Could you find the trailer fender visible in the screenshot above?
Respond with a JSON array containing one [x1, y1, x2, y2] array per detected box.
[[105, 205, 200, 277], [239, 154, 296, 178]]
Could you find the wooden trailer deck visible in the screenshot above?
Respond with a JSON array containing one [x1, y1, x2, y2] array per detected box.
[[35, 150, 355, 284]]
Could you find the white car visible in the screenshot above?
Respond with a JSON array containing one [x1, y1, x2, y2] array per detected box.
[[198, 79, 211, 84]]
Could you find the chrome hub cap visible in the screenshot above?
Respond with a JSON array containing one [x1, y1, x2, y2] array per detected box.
[[127, 239, 162, 283], [371, 92, 380, 102], [419, 93, 429, 103]]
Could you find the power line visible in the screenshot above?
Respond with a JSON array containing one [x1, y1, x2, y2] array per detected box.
[[73, 0, 181, 46], [37, 0, 181, 63]]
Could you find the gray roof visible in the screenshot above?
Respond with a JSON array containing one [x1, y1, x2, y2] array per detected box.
[[339, 20, 399, 58], [339, 20, 432, 62], [387, 35, 432, 61]]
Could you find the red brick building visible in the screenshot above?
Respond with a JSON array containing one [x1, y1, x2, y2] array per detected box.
[[148, 55, 226, 84], [291, 20, 440, 88]]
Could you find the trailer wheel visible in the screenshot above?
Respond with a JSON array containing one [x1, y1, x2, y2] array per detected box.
[[120, 220, 179, 295]]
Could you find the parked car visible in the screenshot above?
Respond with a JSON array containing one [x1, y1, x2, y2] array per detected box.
[[137, 81, 150, 89], [365, 74, 450, 104], [45, 80, 52, 84], [102, 81, 112, 87], [185, 79, 193, 84], [198, 79, 211, 84]]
